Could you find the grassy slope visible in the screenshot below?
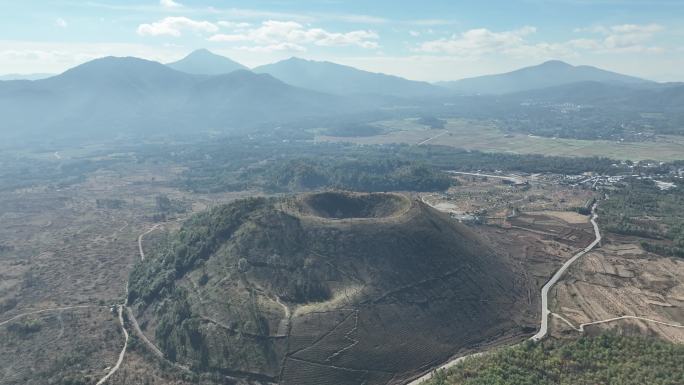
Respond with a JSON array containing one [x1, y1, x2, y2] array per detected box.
[[425, 334, 684, 385]]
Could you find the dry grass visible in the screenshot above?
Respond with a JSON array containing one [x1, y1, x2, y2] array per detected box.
[[551, 238, 684, 343]]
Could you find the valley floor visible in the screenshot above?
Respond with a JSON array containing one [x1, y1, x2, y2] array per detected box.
[[0, 146, 682, 385]]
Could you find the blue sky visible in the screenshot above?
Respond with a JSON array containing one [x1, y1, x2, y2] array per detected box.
[[1, 0, 683, 81]]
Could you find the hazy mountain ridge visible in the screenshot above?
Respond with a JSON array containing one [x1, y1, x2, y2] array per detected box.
[[254, 57, 447, 98], [439, 60, 653, 95], [166, 48, 248, 75], [1, 54, 681, 141], [0, 56, 356, 138]]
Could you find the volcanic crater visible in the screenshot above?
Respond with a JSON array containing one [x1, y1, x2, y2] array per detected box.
[[127, 192, 537, 385]]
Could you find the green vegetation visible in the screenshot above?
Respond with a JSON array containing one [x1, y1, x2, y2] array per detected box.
[[426, 334, 684, 385], [159, 134, 627, 194], [599, 178, 684, 258], [127, 193, 529, 383], [128, 197, 268, 305], [7, 319, 42, 336], [417, 116, 447, 129], [257, 158, 453, 192]]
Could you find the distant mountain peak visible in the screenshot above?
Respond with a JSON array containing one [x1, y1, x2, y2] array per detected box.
[[439, 60, 651, 95], [167, 49, 247, 75], [186, 48, 220, 58], [254, 57, 444, 97], [539, 60, 572, 68]]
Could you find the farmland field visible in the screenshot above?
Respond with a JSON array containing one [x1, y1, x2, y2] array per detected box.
[[318, 118, 684, 161]]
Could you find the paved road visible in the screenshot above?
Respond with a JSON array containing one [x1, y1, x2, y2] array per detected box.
[[407, 197, 601, 384], [530, 202, 601, 341], [406, 352, 485, 385]]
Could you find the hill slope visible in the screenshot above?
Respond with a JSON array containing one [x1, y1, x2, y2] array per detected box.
[[166, 49, 248, 75], [254, 57, 446, 97], [439, 60, 652, 95], [127, 192, 535, 385]]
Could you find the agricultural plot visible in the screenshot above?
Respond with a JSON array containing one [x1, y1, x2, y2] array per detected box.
[[318, 118, 684, 161]]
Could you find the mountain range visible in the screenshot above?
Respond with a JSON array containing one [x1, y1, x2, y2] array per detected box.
[[438, 60, 652, 95], [0, 56, 351, 139], [254, 57, 446, 97], [1, 49, 681, 140]]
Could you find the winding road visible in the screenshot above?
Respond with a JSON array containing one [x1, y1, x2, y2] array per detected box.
[[406, 352, 485, 385], [408, 198, 602, 384], [95, 305, 128, 385], [138, 223, 162, 261], [93, 223, 165, 384], [530, 202, 601, 341]]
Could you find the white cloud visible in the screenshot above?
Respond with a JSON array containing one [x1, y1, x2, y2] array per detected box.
[[137, 17, 218, 37], [217, 21, 251, 29], [409, 30, 421, 37], [55, 18, 68, 28], [0, 40, 185, 74], [572, 23, 664, 54], [417, 26, 537, 56], [160, 0, 183, 8], [235, 42, 306, 53], [208, 20, 379, 52], [416, 23, 664, 59]]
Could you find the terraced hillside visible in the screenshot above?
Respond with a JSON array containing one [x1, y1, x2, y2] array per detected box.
[[127, 192, 536, 385]]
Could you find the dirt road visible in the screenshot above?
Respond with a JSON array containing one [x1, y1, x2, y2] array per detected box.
[[137, 224, 162, 261], [0, 305, 96, 327], [95, 305, 129, 385]]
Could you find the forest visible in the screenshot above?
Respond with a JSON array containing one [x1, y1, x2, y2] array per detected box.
[[162, 134, 627, 193], [599, 178, 684, 258], [426, 334, 684, 385]]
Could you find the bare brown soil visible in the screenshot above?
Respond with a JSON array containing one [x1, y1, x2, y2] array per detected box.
[[295, 191, 411, 220], [0, 160, 251, 384], [0, 306, 121, 385], [551, 234, 684, 343]]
